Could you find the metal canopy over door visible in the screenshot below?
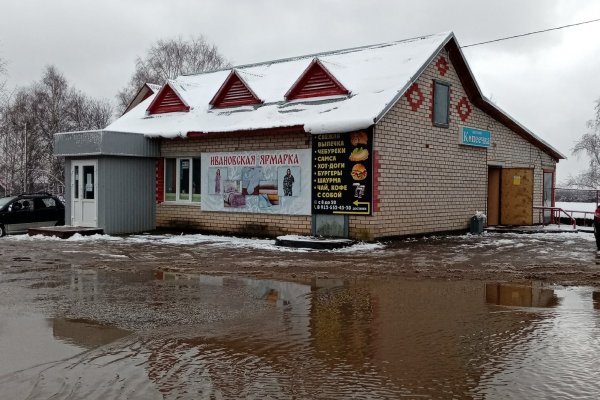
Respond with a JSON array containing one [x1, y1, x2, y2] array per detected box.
[[501, 168, 533, 225], [71, 160, 98, 227]]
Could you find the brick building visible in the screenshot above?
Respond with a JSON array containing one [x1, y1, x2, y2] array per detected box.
[[55, 32, 564, 239]]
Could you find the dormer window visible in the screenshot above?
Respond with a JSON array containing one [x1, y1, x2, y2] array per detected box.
[[146, 83, 190, 115], [210, 70, 262, 108], [285, 59, 349, 101]]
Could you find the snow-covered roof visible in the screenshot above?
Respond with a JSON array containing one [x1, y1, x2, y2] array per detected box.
[[105, 31, 564, 160], [121, 82, 162, 116], [108, 32, 453, 136]]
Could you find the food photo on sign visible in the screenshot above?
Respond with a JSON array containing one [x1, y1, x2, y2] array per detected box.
[[351, 163, 367, 181], [311, 129, 373, 214], [349, 131, 369, 193]]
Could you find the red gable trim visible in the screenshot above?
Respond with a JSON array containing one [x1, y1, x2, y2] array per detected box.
[[122, 83, 160, 116], [147, 83, 190, 115], [285, 59, 349, 101], [445, 39, 564, 161], [210, 70, 262, 108]]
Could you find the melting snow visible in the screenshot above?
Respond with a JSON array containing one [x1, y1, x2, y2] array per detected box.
[[5, 230, 594, 254]]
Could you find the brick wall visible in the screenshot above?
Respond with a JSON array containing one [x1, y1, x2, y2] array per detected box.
[[157, 131, 313, 236], [156, 48, 556, 240], [358, 48, 556, 239]]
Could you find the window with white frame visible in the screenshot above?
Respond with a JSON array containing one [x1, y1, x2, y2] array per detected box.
[[164, 157, 201, 203]]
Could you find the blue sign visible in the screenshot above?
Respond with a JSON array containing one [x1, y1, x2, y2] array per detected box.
[[460, 127, 491, 148]]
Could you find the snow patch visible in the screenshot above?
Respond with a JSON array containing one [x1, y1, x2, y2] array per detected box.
[[555, 202, 597, 219], [129, 233, 384, 253], [7, 233, 123, 242]]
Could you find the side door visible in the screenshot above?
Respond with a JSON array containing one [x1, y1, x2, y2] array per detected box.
[[4, 199, 36, 233], [72, 160, 98, 227], [32, 197, 62, 227]]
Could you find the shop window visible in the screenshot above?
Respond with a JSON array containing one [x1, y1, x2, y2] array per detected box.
[[192, 158, 201, 202], [165, 158, 177, 201], [164, 157, 201, 203], [433, 80, 450, 127]]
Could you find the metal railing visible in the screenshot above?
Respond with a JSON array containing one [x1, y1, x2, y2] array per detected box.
[[533, 206, 577, 229], [560, 209, 595, 227]]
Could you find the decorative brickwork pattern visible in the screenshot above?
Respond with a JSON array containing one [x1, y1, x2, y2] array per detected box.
[[405, 83, 425, 112], [156, 49, 556, 240], [363, 49, 556, 239], [456, 96, 473, 122], [436, 56, 449, 76]]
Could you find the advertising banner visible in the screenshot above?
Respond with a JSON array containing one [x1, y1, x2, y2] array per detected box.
[[312, 129, 373, 215], [201, 149, 311, 215]]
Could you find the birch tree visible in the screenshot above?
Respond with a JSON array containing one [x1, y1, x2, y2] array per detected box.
[[117, 35, 229, 113], [568, 101, 600, 189], [0, 57, 6, 96], [0, 65, 112, 195]]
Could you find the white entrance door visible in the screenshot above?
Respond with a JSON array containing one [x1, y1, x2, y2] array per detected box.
[[71, 160, 98, 227]]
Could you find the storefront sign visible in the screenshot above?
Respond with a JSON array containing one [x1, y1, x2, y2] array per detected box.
[[201, 149, 311, 215], [312, 129, 373, 215], [459, 126, 491, 148]]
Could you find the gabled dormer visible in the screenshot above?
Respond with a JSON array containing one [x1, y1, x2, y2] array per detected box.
[[146, 82, 190, 115], [285, 59, 349, 101], [209, 70, 262, 108], [122, 83, 161, 116]]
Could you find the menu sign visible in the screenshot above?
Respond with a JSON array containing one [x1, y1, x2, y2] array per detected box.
[[312, 129, 373, 215]]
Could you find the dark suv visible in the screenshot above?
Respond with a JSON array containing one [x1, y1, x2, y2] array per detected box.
[[0, 192, 65, 236]]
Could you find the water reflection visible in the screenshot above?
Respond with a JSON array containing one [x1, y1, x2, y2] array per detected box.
[[52, 318, 130, 349], [156, 270, 312, 309], [485, 282, 559, 308], [593, 291, 600, 310], [4, 271, 600, 399]]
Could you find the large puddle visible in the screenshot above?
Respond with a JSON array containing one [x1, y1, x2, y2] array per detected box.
[[1, 269, 600, 399]]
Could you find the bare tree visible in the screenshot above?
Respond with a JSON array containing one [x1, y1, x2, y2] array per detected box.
[[0, 56, 6, 93], [568, 101, 600, 189], [0, 65, 113, 195], [117, 35, 229, 113]]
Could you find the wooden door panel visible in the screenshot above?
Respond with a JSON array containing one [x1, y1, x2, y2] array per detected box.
[[501, 168, 533, 225]]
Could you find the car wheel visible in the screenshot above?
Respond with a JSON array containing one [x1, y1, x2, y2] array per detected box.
[[0, 224, 5, 237]]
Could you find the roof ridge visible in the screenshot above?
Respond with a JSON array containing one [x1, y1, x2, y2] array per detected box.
[[179, 32, 451, 78]]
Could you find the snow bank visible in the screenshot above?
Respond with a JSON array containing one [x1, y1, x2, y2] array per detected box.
[[555, 202, 597, 219]]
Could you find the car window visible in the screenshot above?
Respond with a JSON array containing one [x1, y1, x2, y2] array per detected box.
[[0, 196, 16, 209], [42, 197, 57, 208], [13, 199, 35, 211]]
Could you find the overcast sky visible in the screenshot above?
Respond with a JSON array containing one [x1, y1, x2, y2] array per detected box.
[[1, 0, 600, 183]]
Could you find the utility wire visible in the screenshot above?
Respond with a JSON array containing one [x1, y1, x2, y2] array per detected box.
[[462, 17, 600, 48]]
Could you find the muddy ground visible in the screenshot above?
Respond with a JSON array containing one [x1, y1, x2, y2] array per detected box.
[[2, 230, 600, 399], [2, 230, 599, 287]]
